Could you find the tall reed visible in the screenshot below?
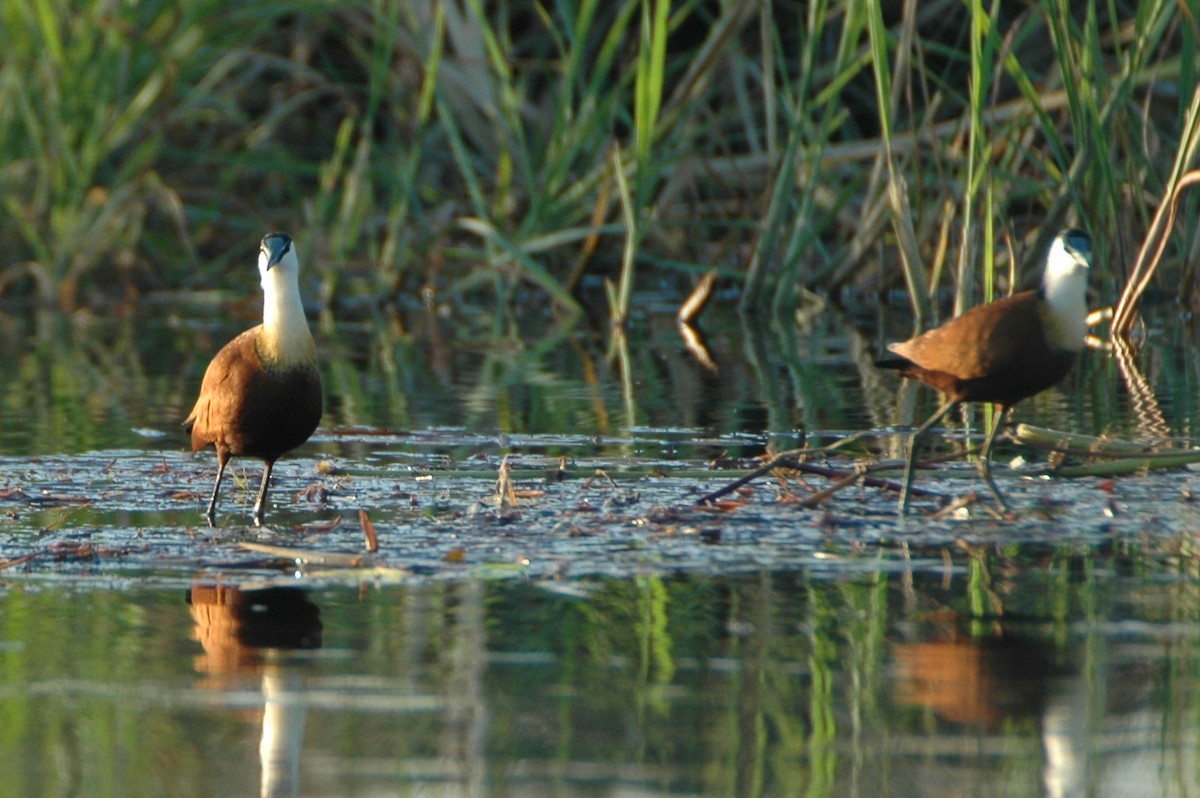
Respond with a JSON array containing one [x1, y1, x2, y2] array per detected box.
[[0, 0, 1193, 318]]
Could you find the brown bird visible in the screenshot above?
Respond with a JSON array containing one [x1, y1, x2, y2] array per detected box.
[[877, 228, 1093, 514], [184, 233, 323, 526]]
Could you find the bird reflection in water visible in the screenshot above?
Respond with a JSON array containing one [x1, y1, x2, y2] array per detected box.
[[188, 585, 322, 798], [892, 629, 1064, 728], [891, 624, 1155, 798]]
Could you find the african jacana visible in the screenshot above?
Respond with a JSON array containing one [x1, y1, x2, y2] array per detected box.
[[877, 228, 1092, 514], [184, 233, 323, 526]]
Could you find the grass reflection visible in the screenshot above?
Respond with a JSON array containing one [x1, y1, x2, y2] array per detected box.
[[0, 299, 849, 456], [0, 551, 1195, 795]]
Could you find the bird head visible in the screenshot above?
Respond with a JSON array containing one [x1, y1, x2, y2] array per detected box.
[[258, 232, 297, 279], [1040, 227, 1092, 350], [1044, 228, 1092, 285]]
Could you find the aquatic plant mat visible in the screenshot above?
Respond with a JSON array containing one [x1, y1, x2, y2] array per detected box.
[[1, 425, 1196, 587]]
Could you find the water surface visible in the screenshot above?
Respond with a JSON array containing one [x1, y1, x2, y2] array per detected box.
[[0, 567, 1194, 797], [0, 297, 1197, 796]]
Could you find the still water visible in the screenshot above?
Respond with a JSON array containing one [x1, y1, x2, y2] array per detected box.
[[0, 296, 1197, 795], [0, 569, 1195, 797]]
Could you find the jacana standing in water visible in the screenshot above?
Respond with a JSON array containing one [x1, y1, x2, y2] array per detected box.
[[184, 233, 323, 526], [877, 228, 1092, 514]]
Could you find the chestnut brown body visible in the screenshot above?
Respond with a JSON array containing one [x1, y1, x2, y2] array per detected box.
[[876, 290, 1076, 407], [877, 228, 1093, 514], [184, 233, 322, 526], [185, 327, 322, 466]]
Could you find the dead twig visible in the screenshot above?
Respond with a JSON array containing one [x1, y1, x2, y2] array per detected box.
[[359, 508, 378, 553], [495, 455, 517, 508], [677, 269, 718, 324], [696, 455, 944, 506], [790, 467, 866, 508], [582, 469, 619, 489], [40, 500, 95, 533]]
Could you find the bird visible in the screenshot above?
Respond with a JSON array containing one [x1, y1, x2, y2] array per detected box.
[[876, 228, 1093, 514], [184, 232, 323, 527]]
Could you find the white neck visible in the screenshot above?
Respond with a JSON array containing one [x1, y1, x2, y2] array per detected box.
[[260, 264, 315, 368], [1040, 238, 1089, 352]]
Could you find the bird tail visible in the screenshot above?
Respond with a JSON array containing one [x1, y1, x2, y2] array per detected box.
[[874, 355, 912, 371]]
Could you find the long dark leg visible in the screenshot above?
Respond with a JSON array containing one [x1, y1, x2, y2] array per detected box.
[[900, 398, 959, 515], [976, 405, 1010, 513], [204, 454, 230, 527], [252, 461, 274, 527]]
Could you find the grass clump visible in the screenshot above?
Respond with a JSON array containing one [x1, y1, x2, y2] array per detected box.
[[0, 1, 1195, 320]]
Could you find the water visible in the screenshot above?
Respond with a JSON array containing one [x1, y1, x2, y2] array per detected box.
[[0, 570, 1195, 797], [0, 297, 1198, 795], [1, 294, 1189, 456]]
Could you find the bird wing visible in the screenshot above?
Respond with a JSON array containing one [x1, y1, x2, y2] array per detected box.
[[184, 327, 262, 448], [888, 292, 1040, 380]]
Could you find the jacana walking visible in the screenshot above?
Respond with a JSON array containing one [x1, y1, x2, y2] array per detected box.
[[877, 228, 1093, 514], [184, 233, 323, 526]]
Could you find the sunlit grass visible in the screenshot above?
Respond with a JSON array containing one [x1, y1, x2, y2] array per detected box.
[[0, 0, 1195, 318]]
